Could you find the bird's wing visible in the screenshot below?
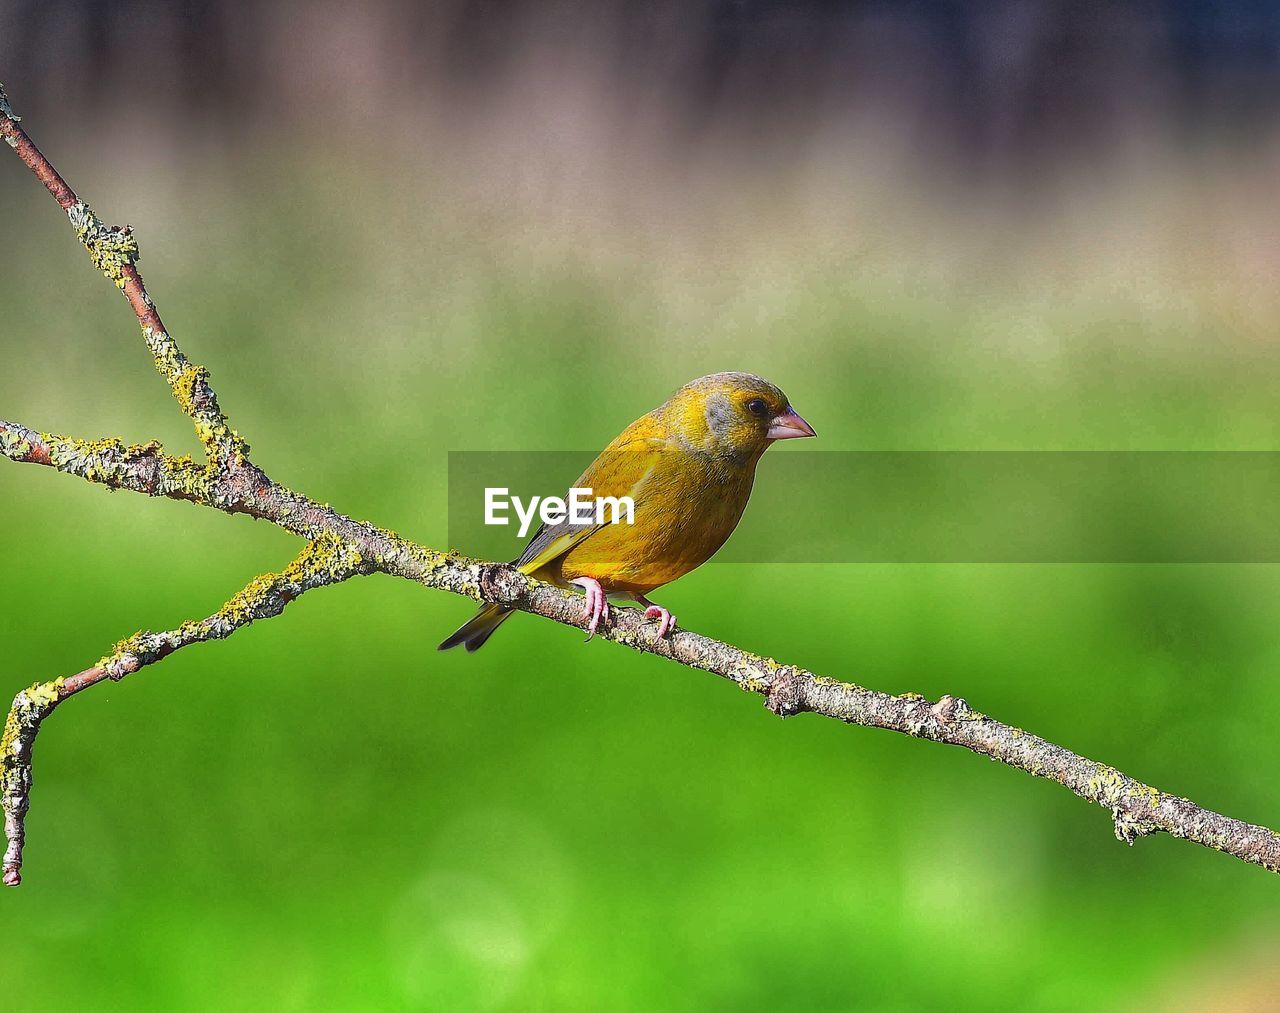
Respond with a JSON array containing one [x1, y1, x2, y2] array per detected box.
[[514, 416, 669, 575]]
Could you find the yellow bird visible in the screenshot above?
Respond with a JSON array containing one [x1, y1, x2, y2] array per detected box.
[[439, 372, 815, 651]]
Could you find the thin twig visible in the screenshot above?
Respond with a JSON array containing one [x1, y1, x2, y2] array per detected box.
[[3, 83, 1278, 886], [1, 536, 368, 884]]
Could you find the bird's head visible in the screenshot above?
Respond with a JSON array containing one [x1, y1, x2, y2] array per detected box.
[[663, 372, 816, 461]]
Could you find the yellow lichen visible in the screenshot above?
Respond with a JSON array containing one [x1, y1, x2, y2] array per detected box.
[[0, 430, 32, 460], [293, 531, 365, 580], [2, 678, 65, 762], [221, 573, 279, 623], [1087, 765, 1133, 809], [171, 364, 207, 416], [215, 535, 364, 627], [1137, 782, 1162, 809], [24, 680, 62, 712], [142, 325, 183, 375], [66, 202, 139, 288], [99, 631, 150, 670], [0, 710, 17, 762], [176, 620, 207, 642]]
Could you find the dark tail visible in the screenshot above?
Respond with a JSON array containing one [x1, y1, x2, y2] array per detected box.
[[438, 603, 515, 652]]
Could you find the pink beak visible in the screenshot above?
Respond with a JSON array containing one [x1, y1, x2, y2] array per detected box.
[[767, 408, 817, 441]]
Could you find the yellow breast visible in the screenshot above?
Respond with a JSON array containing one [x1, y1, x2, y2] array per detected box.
[[550, 456, 755, 593]]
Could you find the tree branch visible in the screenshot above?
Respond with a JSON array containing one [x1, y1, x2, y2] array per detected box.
[[1, 535, 367, 885], [3, 83, 1279, 885]]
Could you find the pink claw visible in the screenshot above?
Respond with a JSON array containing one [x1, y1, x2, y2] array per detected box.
[[570, 577, 609, 640], [643, 604, 677, 639]]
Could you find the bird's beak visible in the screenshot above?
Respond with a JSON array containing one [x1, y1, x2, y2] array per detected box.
[[767, 408, 816, 440]]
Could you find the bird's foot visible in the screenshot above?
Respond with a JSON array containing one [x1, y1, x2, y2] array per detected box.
[[645, 605, 677, 638], [635, 596, 677, 638], [571, 576, 610, 641]]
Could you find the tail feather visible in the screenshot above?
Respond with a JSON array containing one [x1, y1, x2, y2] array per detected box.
[[438, 603, 515, 652]]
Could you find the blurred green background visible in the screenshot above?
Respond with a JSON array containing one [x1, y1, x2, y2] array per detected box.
[[4, 3, 1280, 1010]]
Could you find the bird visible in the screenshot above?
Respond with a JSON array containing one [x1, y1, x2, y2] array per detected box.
[[439, 372, 816, 651]]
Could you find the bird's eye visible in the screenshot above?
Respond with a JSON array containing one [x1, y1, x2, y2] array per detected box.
[[746, 398, 768, 417]]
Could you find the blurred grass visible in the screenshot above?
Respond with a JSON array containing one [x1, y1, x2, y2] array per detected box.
[[3, 131, 1280, 1011]]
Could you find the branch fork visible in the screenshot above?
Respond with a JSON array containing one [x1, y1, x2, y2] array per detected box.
[[3, 82, 1279, 886]]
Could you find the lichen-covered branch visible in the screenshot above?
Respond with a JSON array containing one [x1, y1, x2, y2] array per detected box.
[[0, 422, 218, 502], [0, 84, 244, 468], [3, 82, 1279, 886], [1, 534, 369, 885]]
